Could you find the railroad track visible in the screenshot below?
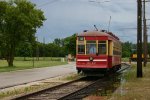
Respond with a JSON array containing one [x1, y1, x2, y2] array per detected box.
[[11, 77, 100, 100], [11, 63, 130, 100], [119, 63, 131, 72]]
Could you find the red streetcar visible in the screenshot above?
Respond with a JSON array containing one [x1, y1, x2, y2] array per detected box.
[[76, 30, 122, 74]]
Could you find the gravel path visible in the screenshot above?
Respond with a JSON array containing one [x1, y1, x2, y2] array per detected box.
[[0, 62, 76, 89]]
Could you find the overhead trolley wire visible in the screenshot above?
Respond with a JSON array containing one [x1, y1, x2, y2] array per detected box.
[[37, 0, 60, 8]]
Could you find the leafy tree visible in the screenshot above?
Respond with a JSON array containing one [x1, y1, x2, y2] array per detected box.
[[52, 34, 76, 57], [122, 41, 132, 57], [0, 0, 45, 66], [53, 38, 61, 46], [0, 1, 8, 59], [15, 42, 32, 60], [45, 43, 62, 57], [63, 34, 76, 56]]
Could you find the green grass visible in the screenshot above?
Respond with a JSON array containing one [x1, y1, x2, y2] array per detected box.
[[121, 57, 130, 62], [14, 57, 66, 61], [110, 63, 150, 100], [0, 84, 55, 99], [0, 59, 67, 72]]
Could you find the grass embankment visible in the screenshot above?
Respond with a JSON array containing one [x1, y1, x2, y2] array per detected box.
[[0, 57, 67, 72], [111, 63, 150, 100]]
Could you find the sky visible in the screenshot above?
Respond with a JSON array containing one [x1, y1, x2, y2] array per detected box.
[[30, 0, 150, 43]]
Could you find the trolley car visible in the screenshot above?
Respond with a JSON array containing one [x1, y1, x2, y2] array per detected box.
[[76, 30, 122, 74]]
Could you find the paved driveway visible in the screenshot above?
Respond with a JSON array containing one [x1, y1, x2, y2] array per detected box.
[[0, 62, 76, 89]]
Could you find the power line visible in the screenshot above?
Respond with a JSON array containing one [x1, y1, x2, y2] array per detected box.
[[37, 0, 60, 8]]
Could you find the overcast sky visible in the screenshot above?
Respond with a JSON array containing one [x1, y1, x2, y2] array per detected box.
[[30, 0, 150, 43]]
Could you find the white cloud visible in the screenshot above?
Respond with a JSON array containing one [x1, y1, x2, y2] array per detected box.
[[31, 0, 149, 43]]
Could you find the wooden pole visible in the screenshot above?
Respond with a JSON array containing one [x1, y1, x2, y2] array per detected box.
[[137, 0, 143, 77]]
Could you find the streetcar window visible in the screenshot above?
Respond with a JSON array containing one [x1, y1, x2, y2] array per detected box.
[[86, 41, 96, 54], [78, 37, 84, 41], [78, 45, 85, 54], [98, 41, 106, 54]]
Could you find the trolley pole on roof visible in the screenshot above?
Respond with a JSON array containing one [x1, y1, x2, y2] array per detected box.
[[108, 16, 111, 32], [137, 0, 143, 77], [94, 25, 98, 31]]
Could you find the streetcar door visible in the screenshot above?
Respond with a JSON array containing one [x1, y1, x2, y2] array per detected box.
[[108, 40, 113, 56]]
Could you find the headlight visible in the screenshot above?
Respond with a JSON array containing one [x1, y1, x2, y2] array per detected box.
[[89, 57, 94, 61]]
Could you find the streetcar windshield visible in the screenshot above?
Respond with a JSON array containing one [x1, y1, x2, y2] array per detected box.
[[86, 41, 96, 54], [78, 45, 85, 54]]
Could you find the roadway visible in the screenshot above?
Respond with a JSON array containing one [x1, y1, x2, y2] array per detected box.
[[0, 62, 76, 89]]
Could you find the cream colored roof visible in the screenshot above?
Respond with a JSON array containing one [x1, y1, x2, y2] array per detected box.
[[77, 30, 120, 40], [78, 31, 110, 36]]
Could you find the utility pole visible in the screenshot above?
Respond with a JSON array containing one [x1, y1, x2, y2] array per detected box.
[[143, 0, 147, 67], [36, 37, 39, 61], [43, 37, 45, 60], [137, 0, 143, 77]]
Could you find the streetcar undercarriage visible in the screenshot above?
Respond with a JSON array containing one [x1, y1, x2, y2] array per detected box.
[[77, 64, 121, 76]]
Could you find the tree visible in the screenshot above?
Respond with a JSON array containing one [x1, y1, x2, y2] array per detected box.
[[15, 42, 32, 60], [53, 38, 61, 46], [122, 42, 132, 58], [63, 34, 76, 56], [0, 1, 8, 59], [0, 0, 45, 66], [52, 34, 77, 57]]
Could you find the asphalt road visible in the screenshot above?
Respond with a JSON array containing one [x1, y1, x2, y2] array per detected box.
[[0, 62, 76, 89]]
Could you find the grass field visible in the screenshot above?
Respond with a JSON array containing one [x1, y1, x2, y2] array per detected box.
[[14, 57, 65, 61], [121, 57, 130, 62], [0, 57, 67, 72], [110, 63, 150, 100]]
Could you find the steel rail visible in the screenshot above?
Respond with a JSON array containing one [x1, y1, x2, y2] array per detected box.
[[11, 77, 87, 100], [58, 63, 131, 100]]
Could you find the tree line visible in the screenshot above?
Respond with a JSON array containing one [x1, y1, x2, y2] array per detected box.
[[9, 37, 150, 59], [122, 41, 150, 58], [14, 34, 76, 58]]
